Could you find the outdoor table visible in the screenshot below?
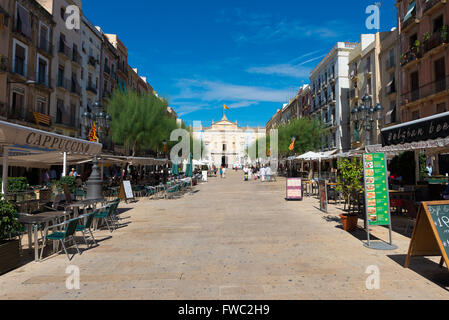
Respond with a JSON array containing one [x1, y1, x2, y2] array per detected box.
[[18, 211, 69, 262]]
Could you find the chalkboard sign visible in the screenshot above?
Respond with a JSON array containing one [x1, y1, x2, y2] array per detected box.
[[405, 201, 449, 269], [119, 180, 135, 202]]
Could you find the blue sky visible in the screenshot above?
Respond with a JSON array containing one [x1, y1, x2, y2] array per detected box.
[[83, 0, 397, 127]]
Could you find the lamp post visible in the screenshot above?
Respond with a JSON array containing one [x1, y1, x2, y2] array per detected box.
[[350, 94, 383, 147], [81, 101, 112, 200], [81, 101, 111, 143]]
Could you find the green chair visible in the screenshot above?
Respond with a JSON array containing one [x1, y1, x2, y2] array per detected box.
[[94, 204, 115, 233], [40, 218, 81, 261], [76, 211, 97, 247]]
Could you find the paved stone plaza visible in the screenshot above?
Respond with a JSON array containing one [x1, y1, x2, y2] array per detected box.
[[1, 171, 449, 300]]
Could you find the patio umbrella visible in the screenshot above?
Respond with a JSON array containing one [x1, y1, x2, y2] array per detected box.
[[185, 153, 193, 177], [172, 157, 179, 175]]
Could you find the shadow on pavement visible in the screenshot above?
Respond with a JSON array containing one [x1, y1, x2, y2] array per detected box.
[[388, 254, 449, 291]]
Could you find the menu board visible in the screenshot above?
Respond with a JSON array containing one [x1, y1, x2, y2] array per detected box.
[[119, 180, 134, 201], [405, 201, 449, 269], [286, 178, 302, 200], [363, 153, 390, 226]]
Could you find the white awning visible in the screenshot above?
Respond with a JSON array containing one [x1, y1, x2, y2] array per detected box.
[[296, 151, 324, 160], [0, 120, 102, 155]]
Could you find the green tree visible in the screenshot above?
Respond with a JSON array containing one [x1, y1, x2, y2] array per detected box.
[[107, 90, 178, 156], [336, 158, 364, 208]]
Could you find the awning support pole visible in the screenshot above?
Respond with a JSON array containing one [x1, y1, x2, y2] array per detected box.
[[2, 146, 9, 196], [62, 152, 67, 177]]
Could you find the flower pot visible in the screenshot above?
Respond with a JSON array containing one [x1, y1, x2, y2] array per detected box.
[[340, 214, 359, 232], [0, 239, 20, 275]]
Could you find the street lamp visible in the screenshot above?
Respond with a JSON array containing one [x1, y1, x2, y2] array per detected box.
[[350, 94, 383, 146], [81, 101, 111, 142]]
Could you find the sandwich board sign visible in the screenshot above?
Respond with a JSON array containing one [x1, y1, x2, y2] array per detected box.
[[119, 180, 135, 203], [362, 153, 397, 250], [405, 201, 449, 269], [286, 178, 302, 201]]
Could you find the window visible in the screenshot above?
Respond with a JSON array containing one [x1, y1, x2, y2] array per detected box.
[[60, 7, 65, 20], [434, 15, 444, 33], [437, 103, 446, 114], [409, 33, 418, 48], [57, 66, 64, 87], [15, 3, 31, 38], [37, 56, 48, 85], [13, 40, 27, 76], [36, 97, 47, 114], [223, 144, 226, 152], [56, 99, 64, 123], [11, 91, 24, 118], [39, 23, 49, 51], [388, 49, 395, 68]]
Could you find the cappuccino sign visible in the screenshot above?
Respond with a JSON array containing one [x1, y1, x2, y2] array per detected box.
[[382, 112, 449, 146], [0, 120, 101, 155]]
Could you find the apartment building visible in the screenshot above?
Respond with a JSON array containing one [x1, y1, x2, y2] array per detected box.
[[80, 15, 101, 138], [397, 0, 449, 121], [96, 27, 118, 105], [266, 108, 282, 132], [347, 34, 384, 148], [4, 0, 55, 130], [36, 0, 82, 138], [310, 42, 357, 152], [105, 33, 127, 92], [379, 28, 401, 127], [0, 1, 10, 117]]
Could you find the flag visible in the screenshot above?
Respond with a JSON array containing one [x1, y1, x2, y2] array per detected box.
[[224, 104, 229, 110], [33, 112, 51, 126], [289, 139, 295, 151], [267, 149, 271, 157], [88, 123, 98, 142]]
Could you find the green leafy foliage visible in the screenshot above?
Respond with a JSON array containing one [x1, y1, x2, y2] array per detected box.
[[60, 176, 76, 193], [248, 118, 324, 157], [336, 158, 364, 208], [0, 198, 21, 240], [0, 177, 29, 193], [107, 90, 178, 156]]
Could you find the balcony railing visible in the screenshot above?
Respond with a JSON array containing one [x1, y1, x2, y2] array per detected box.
[[38, 39, 53, 56], [88, 56, 97, 67], [56, 78, 71, 91], [386, 80, 396, 95], [8, 107, 35, 123], [71, 80, 81, 95], [35, 73, 51, 88], [400, 46, 422, 66], [58, 41, 71, 59], [424, 0, 446, 14], [10, 60, 35, 79], [12, 23, 32, 41], [402, 75, 449, 104], [402, 10, 417, 30], [72, 51, 82, 65], [118, 64, 128, 76], [86, 84, 97, 94], [423, 26, 449, 54]]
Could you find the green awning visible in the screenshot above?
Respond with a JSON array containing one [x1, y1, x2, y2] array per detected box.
[[403, 1, 416, 22]]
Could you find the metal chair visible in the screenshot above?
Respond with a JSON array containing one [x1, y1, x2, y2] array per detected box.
[[40, 218, 81, 261]]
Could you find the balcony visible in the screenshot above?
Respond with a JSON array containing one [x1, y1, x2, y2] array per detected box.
[[402, 7, 417, 31], [104, 64, 110, 75], [37, 39, 53, 56], [55, 115, 77, 129], [8, 107, 35, 124], [86, 84, 97, 94], [424, 0, 447, 16], [12, 23, 32, 41], [423, 26, 449, 54], [56, 78, 70, 91], [386, 79, 396, 95], [58, 41, 71, 59], [348, 88, 359, 100], [117, 64, 128, 76], [402, 75, 449, 105], [72, 51, 82, 66], [35, 73, 51, 89], [71, 80, 81, 96], [10, 60, 34, 80], [88, 56, 97, 67], [400, 47, 422, 66]]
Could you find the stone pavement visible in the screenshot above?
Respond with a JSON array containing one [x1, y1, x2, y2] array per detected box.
[[1, 171, 449, 300]]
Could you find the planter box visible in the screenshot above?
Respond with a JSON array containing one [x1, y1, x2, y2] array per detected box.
[[340, 214, 359, 232], [0, 239, 20, 275]]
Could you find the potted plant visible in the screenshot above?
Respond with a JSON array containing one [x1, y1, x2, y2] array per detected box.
[[0, 197, 22, 274], [336, 158, 364, 231], [441, 25, 448, 43]]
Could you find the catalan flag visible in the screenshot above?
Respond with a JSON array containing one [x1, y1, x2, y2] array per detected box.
[[88, 123, 98, 142], [224, 104, 229, 110], [289, 138, 295, 151], [33, 112, 51, 126]]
